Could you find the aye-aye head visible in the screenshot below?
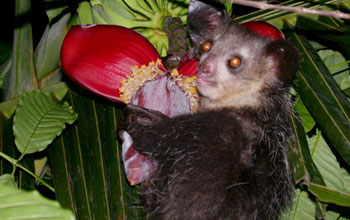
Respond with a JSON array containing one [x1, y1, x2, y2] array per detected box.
[[188, 0, 300, 110]]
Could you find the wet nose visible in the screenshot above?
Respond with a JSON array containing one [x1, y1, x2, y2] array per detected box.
[[197, 62, 213, 77]]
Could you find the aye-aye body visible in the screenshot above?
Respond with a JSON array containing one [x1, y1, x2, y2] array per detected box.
[[119, 0, 300, 219]]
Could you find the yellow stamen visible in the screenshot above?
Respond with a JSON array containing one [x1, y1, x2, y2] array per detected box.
[[120, 59, 166, 103], [172, 69, 179, 77]]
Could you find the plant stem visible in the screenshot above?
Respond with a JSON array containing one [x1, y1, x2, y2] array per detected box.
[[0, 151, 55, 193], [132, 20, 155, 28], [329, 60, 350, 71], [0, 152, 17, 176], [17, 151, 26, 162], [17, 163, 55, 193], [0, 151, 17, 164], [230, 0, 350, 19]]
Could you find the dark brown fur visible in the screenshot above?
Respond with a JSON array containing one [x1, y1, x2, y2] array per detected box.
[[124, 87, 294, 220], [119, 0, 300, 219]]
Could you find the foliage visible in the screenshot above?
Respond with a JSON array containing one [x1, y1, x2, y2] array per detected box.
[[0, 183, 75, 220], [0, 90, 77, 217], [0, 0, 350, 219], [14, 90, 77, 154]]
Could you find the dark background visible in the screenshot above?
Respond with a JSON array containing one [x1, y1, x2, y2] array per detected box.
[[1, 0, 51, 46]]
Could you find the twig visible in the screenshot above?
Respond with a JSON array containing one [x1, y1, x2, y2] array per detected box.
[[17, 163, 55, 193], [230, 0, 350, 19], [0, 151, 55, 193]]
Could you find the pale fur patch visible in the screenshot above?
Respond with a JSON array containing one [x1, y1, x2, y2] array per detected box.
[[200, 78, 264, 110]]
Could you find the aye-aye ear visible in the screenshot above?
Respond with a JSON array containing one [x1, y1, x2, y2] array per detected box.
[[265, 40, 300, 86], [187, 0, 229, 44]]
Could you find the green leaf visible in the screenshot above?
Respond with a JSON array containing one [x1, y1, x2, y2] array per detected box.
[[294, 98, 316, 133], [34, 13, 70, 82], [6, 0, 38, 100], [326, 211, 342, 220], [318, 50, 349, 86], [289, 114, 325, 185], [284, 22, 350, 165], [0, 82, 69, 119], [0, 184, 75, 220], [0, 174, 17, 188], [13, 90, 77, 154], [315, 200, 327, 219], [44, 0, 69, 23], [340, 73, 350, 93], [223, 0, 232, 16], [308, 131, 350, 192], [295, 16, 350, 57], [308, 183, 350, 207], [317, 12, 345, 27], [341, 169, 350, 192], [282, 189, 316, 220]]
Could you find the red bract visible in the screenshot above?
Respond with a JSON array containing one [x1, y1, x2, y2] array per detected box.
[[177, 49, 198, 76], [241, 21, 285, 41], [61, 24, 162, 103]]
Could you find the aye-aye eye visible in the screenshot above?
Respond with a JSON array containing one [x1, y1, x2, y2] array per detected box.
[[201, 41, 212, 52], [228, 56, 242, 68]]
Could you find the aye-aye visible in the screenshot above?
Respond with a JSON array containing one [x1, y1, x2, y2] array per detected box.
[[119, 0, 300, 219]]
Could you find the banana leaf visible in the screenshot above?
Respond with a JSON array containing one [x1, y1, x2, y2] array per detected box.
[[48, 85, 144, 220]]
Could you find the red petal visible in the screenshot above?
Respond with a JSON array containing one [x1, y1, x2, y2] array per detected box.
[[177, 49, 198, 76], [61, 25, 162, 102], [178, 58, 198, 76], [241, 21, 285, 41]]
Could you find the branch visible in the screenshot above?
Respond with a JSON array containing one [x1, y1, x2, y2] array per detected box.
[[230, 0, 350, 19]]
